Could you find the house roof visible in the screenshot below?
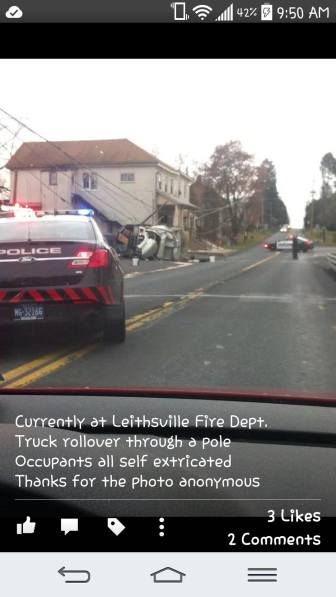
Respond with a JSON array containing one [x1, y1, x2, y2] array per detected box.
[[158, 162, 193, 182], [150, 567, 186, 576], [72, 189, 140, 225], [157, 191, 197, 210], [6, 139, 159, 170]]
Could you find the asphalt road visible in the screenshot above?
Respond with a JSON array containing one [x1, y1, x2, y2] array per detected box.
[[1, 235, 336, 394]]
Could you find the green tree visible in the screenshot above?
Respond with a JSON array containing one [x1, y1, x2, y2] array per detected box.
[[202, 141, 257, 238], [253, 159, 289, 228], [305, 153, 336, 230], [321, 152, 336, 179], [190, 175, 225, 243]]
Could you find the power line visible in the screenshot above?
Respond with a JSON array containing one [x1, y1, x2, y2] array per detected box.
[[0, 123, 22, 167], [0, 145, 68, 206], [195, 202, 233, 220], [0, 106, 195, 228], [194, 193, 252, 220], [0, 119, 136, 221], [0, 120, 138, 224], [196, 215, 232, 237], [0, 141, 138, 225], [1, 133, 177, 228], [1, 138, 134, 225], [0, 106, 153, 211]]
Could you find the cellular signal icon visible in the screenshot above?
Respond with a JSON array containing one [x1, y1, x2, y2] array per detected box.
[[216, 3, 234, 20], [192, 4, 213, 19]]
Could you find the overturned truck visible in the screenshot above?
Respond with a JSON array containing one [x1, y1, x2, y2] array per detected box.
[[136, 225, 186, 261]]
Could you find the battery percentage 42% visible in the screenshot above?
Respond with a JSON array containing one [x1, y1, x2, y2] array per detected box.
[[237, 7, 258, 18]]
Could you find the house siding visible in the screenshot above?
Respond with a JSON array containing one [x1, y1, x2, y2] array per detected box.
[[8, 151, 194, 234], [10, 168, 72, 211], [73, 165, 158, 225], [10, 165, 158, 225]]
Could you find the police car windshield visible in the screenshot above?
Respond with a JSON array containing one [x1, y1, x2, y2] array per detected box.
[[0, 220, 95, 242]]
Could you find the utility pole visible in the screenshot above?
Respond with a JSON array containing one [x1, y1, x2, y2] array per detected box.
[[268, 200, 273, 230], [310, 189, 316, 233]]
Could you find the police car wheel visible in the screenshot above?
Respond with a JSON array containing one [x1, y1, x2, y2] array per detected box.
[[103, 316, 126, 343]]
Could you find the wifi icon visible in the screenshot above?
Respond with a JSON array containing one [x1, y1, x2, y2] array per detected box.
[[192, 4, 213, 19]]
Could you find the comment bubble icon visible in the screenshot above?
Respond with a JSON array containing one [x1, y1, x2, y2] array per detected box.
[[61, 518, 78, 535]]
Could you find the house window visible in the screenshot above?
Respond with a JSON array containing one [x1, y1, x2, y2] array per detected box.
[[120, 173, 135, 182], [49, 171, 57, 186], [157, 174, 162, 190], [83, 172, 90, 189], [164, 178, 168, 193], [170, 179, 174, 194], [82, 172, 98, 190]]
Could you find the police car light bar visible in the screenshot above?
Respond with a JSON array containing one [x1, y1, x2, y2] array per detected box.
[[77, 209, 94, 216], [0, 206, 95, 218], [41, 209, 95, 217]]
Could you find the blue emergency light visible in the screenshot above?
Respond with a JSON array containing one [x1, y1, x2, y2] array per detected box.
[[77, 209, 94, 217]]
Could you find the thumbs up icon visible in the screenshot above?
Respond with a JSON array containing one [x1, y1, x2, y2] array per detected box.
[[16, 516, 36, 534]]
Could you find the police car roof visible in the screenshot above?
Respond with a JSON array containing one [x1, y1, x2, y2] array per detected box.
[[0, 215, 92, 224], [40, 215, 92, 222]]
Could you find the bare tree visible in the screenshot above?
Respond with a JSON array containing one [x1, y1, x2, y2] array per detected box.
[[174, 153, 197, 177], [0, 122, 23, 169], [0, 121, 23, 202]]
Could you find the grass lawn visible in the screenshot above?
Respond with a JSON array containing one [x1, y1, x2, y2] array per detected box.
[[303, 229, 336, 247], [232, 229, 274, 251]]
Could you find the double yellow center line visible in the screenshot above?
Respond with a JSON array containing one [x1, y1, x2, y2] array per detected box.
[[0, 290, 204, 389], [240, 251, 279, 272], [1, 252, 278, 389]]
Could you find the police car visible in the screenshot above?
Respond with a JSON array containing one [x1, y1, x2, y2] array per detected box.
[[264, 235, 314, 252], [0, 207, 125, 342]]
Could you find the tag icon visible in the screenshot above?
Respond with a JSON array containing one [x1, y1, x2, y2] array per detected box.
[[107, 518, 125, 536]]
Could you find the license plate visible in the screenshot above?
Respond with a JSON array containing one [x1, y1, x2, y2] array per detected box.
[[13, 304, 45, 321]]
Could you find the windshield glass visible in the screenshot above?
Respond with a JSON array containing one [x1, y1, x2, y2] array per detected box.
[[0, 58, 335, 398]]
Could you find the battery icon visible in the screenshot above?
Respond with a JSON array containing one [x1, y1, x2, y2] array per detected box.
[[261, 3, 273, 20]]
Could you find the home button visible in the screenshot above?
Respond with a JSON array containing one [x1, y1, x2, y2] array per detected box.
[[151, 567, 186, 584]]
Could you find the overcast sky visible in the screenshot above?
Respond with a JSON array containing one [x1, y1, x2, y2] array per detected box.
[[0, 59, 335, 226]]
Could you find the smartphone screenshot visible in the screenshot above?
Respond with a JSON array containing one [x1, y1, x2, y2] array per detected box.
[[0, 3, 335, 594]]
